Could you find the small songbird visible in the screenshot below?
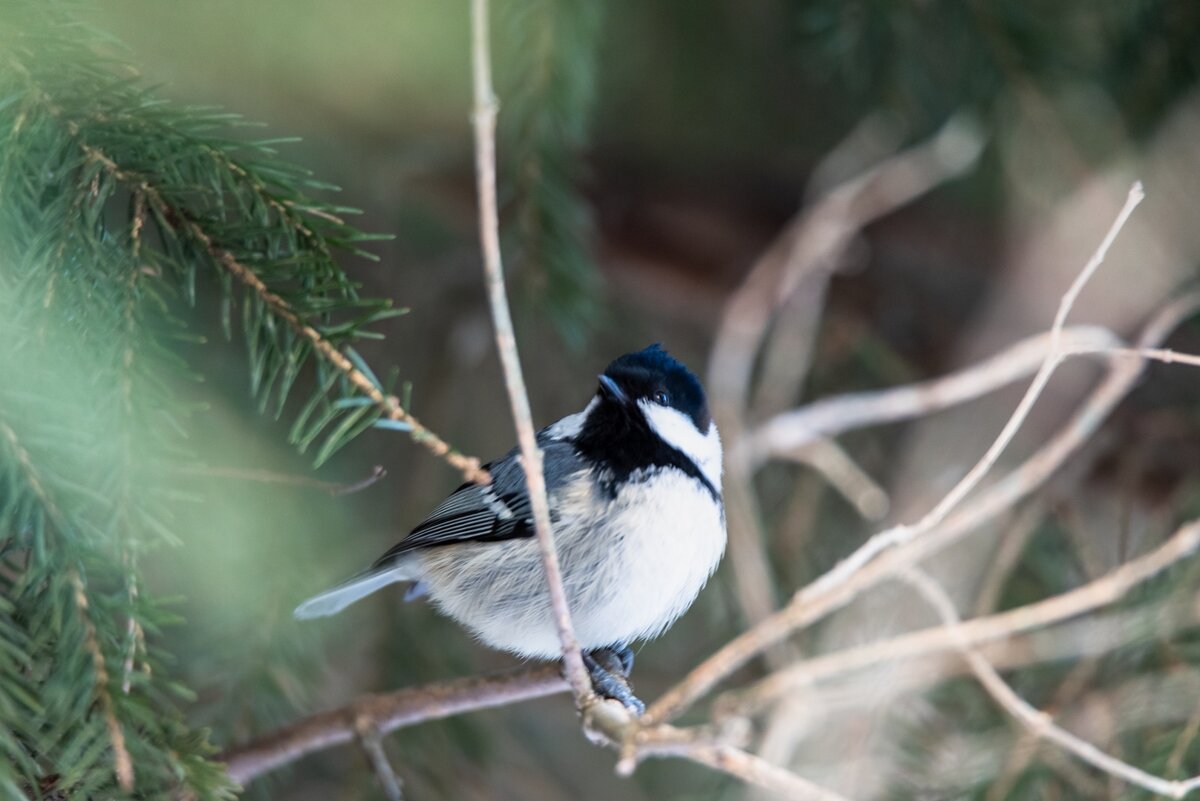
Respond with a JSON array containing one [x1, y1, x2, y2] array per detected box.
[[294, 344, 725, 712]]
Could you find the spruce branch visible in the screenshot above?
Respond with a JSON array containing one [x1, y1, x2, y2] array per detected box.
[[69, 570, 135, 793], [71, 141, 490, 484], [0, 9, 484, 795], [0, 417, 136, 794], [8, 23, 485, 477]]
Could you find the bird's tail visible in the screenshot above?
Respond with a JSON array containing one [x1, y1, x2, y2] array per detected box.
[[293, 557, 419, 619]]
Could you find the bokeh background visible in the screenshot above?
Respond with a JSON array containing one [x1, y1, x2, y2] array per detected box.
[[35, 1, 1200, 798]]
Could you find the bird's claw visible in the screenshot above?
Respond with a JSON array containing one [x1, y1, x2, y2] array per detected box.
[[582, 647, 644, 715]]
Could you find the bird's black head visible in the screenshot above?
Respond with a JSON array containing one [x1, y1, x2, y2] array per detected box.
[[597, 344, 711, 433]]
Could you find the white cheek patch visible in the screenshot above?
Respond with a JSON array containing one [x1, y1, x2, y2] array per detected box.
[[638, 401, 723, 492]]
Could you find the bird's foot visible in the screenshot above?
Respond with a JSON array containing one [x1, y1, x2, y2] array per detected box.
[[582, 647, 643, 715]]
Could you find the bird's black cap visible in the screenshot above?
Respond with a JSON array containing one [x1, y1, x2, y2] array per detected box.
[[601, 344, 711, 432]]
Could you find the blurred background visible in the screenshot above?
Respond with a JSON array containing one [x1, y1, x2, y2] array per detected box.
[[23, 1, 1200, 798]]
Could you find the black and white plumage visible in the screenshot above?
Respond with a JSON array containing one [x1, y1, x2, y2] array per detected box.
[[294, 345, 725, 704]]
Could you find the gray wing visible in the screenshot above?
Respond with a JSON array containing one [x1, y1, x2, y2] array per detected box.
[[371, 432, 585, 568]]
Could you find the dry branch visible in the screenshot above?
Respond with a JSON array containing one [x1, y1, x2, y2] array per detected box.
[[802, 183, 1144, 608], [220, 665, 567, 784], [468, 0, 592, 708], [742, 325, 1120, 468], [639, 741, 854, 801], [902, 550, 1200, 799], [707, 116, 984, 419], [724, 512, 1200, 715], [356, 720, 405, 801], [710, 116, 984, 635], [645, 286, 1198, 728]]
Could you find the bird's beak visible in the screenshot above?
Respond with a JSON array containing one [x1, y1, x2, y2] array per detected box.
[[598, 374, 629, 404]]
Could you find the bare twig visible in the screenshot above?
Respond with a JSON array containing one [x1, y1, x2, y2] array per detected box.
[[709, 118, 984, 631], [356, 718, 405, 801], [1074, 345, 1200, 369], [743, 325, 1121, 468], [905, 185, 1143, 529], [645, 285, 1200, 725], [972, 501, 1048, 616], [220, 665, 567, 784], [902, 552, 1200, 799], [1167, 690, 1200, 778], [618, 722, 853, 801], [723, 512, 1200, 714], [984, 661, 1100, 801], [739, 595, 1200, 729], [643, 742, 853, 801], [707, 116, 984, 420], [468, 0, 592, 708], [776, 437, 889, 520]]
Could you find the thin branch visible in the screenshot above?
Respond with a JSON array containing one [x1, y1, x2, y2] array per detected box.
[[722, 511, 1200, 715], [356, 718, 404, 801], [638, 741, 854, 801], [468, 0, 593, 706], [707, 115, 984, 421], [1167, 693, 1200, 778], [614, 721, 852, 801], [709, 118, 984, 632], [191, 224, 488, 484], [1077, 345, 1200, 369], [70, 570, 135, 793], [743, 325, 1121, 468], [972, 500, 1047, 616], [901, 556, 1200, 799], [645, 287, 1200, 725], [220, 665, 567, 784], [777, 437, 889, 520], [900, 181, 1142, 535]]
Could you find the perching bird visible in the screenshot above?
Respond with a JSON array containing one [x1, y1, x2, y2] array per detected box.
[[294, 344, 725, 712]]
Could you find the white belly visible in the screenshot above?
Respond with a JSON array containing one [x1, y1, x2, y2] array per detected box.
[[417, 469, 726, 658]]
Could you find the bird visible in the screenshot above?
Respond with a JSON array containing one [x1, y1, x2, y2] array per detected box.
[[294, 344, 726, 713]]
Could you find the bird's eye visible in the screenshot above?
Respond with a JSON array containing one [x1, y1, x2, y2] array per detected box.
[[653, 390, 670, 405]]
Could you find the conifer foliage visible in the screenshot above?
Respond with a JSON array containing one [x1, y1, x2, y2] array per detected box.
[[499, 0, 605, 347], [0, 3, 413, 797]]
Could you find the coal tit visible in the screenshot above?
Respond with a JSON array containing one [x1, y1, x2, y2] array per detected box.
[[294, 344, 725, 712]]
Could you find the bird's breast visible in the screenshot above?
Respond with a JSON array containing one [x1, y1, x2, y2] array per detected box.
[[558, 467, 727, 649]]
